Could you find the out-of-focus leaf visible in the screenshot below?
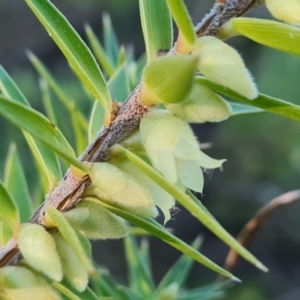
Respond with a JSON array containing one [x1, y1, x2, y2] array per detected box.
[[139, 0, 172, 62], [116, 145, 267, 273], [119, 287, 145, 300], [125, 236, 154, 297], [117, 46, 126, 67], [87, 198, 238, 280], [0, 95, 85, 170], [138, 239, 152, 280], [197, 76, 300, 122], [229, 18, 300, 56], [166, 0, 195, 51], [91, 268, 122, 299], [29, 52, 88, 132], [4, 145, 32, 222], [85, 24, 115, 77], [177, 284, 225, 300], [228, 101, 263, 115], [103, 13, 119, 67], [88, 65, 130, 142], [0, 179, 19, 230], [40, 79, 59, 126], [108, 64, 130, 103], [0, 65, 62, 190], [25, 0, 112, 124], [156, 236, 203, 296], [71, 109, 87, 155], [47, 207, 95, 275]]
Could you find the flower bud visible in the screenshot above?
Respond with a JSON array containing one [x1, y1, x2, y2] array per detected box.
[[140, 55, 198, 106], [63, 201, 128, 240], [86, 162, 158, 217], [0, 266, 61, 300], [192, 36, 258, 100], [18, 224, 62, 281], [111, 155, 175, 223], [266, 0, 300, 25], [52, 231, 88, 292]]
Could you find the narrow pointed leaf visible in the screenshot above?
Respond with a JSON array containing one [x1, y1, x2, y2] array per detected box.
[[85, 24, 115, 77], [28, 52, 88, 132], [231, 18, 300, 56], [196, 76, 300, 122], [0, 95, 85, 170], [166, 0, 195, 51], [4, 145, 32, 222], [88, 198, 238, 280], [125, 236, 154, 297], [115, 145, 267, 272], [25, 0, 112, 124], [0, 65, 62, 189], [40, 79, 59, 126], [52, 282, 81, 300], [139, 0, 172, 62], [91, 268, 123, 299], [103, 14, 119, 66], [47, 207, 96, 275], [0, 180, 19, 230], [156, 236, 203, 295], [71, 109, 87, 155]]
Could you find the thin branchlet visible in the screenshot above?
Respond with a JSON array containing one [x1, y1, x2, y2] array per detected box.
[[0, 0, 264, 267]]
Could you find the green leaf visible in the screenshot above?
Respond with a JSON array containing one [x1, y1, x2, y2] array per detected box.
[[91, 268, 122, 299], [0, 65, 62, 190], [177, 284, 224, 300], [25, 0, 112, 124], [124, 236, 154, 297], [88, 65, 130, 142], [118, 287, 145, 300], [115, 145, 267, 273], [40, 79, 60, 126], [166, 0, 195, 51], [4, 145, 32, 222], [0, 179, 19, 230], [139, 0, 173, 62], [88, 198, 238, 280], [141, 55, 197, 105], [196, 76, 300, 122], [228, 101, 263, 115], [229, 18, 300, 56], [85, 24, 115, 77], [156, 236, 203, 296], [71, 109, 87, 155], [103, 14, 119, 67], [0, 95, 85, 171], [28, 52, 88, 132], [47, 207, 96, 275]]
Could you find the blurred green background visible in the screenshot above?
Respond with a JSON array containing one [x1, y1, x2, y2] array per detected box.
[[1, 0, 300, 299]]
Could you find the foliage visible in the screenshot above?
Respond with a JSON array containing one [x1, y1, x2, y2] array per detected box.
[[0, 0, 299, 299]]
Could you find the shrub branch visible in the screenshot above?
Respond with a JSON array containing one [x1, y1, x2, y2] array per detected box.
[[0, 0, 262, 268]]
